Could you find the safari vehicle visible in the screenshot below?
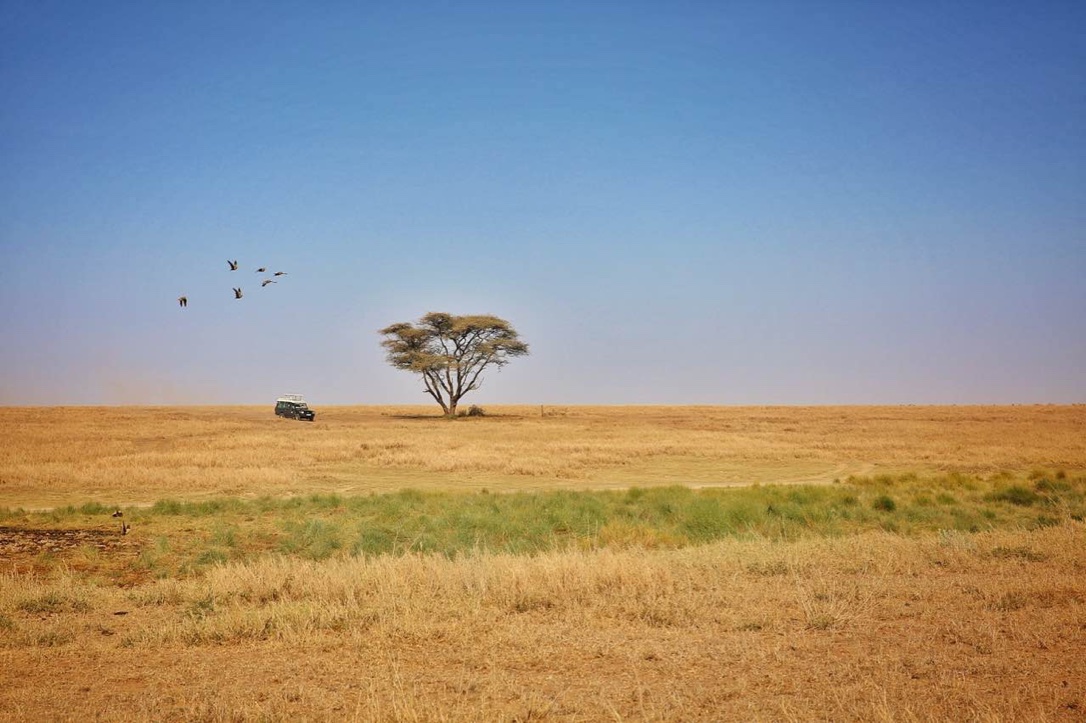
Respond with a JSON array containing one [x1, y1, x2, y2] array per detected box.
[[275, 394, 315, 422]]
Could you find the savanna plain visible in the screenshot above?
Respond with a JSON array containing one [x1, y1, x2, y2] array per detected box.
[[1, 405, 1084, 721]]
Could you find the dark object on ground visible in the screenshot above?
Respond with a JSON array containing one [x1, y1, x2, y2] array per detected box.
[[275, 394, 315, 422]]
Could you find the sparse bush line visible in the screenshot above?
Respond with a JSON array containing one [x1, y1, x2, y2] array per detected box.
[[1, 472, 1083, 580]]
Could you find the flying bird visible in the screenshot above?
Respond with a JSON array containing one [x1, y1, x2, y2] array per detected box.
[[233, 287, 243, 299], [178, 296, 187, 308], [261, 279, 276, 287], [273, 271, 287, 276], [255, 267, 266, 273], [228, 260, 239, 271]]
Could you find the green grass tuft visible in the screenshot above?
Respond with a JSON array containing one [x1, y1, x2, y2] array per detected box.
[[985, 485, 1039, 506], [872, 495, 897, 512]]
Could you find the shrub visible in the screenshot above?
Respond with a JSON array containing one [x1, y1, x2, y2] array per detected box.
[[1034, 478, 1070, 493], [872, 495, 896, 512], [986, 485, 1039, 507]]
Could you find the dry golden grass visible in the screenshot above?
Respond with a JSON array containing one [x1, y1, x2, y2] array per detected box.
[[1, 524, 1083, 721], [2, 404, 1084, 508], [2, 405, 1084, 721]]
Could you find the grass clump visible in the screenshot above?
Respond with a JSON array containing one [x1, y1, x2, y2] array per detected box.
[[872, 495, 897, 512], [985, 485, 1039, 507], [280, 519, 343, 560], [989, 546, 1048, 562], [16, 592, 69, 615]]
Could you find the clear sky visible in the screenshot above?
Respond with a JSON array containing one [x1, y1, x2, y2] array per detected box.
[[2, 1, 1083, 406]]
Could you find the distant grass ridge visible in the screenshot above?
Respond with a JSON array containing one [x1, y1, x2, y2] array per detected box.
[[5, 405, 1085, 509], [2, 472, 1082, 577]]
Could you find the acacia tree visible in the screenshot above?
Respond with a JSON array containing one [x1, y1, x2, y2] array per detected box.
[[379, 312, 529, 417]]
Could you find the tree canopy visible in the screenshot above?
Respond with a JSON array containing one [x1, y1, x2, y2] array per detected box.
[[379, 312, 529, 416]]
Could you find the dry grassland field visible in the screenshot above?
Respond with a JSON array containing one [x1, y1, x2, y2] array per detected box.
[[1, 405, 1085, 721]]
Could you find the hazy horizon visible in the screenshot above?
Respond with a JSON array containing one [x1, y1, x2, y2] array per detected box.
[[3, 2, 1084, 406], [2, 402, 1082, 410]]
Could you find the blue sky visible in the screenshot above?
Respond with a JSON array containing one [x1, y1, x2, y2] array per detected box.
[[2, 1, 1083, 405]]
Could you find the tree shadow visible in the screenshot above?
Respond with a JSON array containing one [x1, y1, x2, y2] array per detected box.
[[384, 413, 526, 421]]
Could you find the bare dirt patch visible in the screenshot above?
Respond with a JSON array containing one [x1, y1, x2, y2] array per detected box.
[[0, 526, 140, 574]]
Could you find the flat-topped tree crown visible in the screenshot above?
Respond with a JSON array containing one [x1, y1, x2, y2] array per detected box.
[[379, 312, 529, 417]]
